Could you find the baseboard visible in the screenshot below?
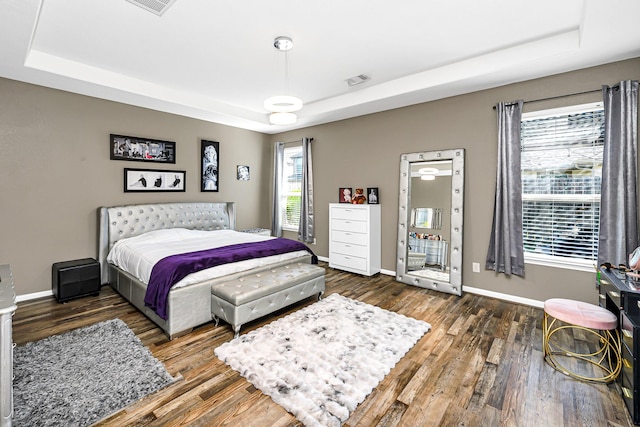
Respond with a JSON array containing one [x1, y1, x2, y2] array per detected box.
[[379, 268, 542, 308], [462, 286, 544, 308], [15, 258, 542, 310], [17, 290, 53, 303]]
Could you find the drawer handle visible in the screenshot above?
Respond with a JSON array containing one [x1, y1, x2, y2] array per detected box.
[[608, 291, 620, 298], [623, 387, 633, 399], [622, 329, 633, 338], [600, 279, 610, 285], [624, 358, 632, 369], [599, 294, 606, 300]]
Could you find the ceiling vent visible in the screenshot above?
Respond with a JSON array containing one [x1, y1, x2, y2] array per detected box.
[[346, 74, 371, 87], [125, 0, 177, 16]]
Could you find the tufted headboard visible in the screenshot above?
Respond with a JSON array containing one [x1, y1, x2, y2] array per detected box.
[[97, 202, 236, 284]]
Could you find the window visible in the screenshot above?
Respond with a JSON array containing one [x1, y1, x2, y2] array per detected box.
[[281, 145, 302, 231], [521, 102, 605, 270]]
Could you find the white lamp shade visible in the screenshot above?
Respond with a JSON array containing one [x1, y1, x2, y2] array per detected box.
[[269, 112, 297, 125], [264, 95, 303, 113]]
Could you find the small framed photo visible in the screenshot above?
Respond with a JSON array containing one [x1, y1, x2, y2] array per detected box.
[[110, 134, 175, 164], [124, 168, 185, 192], [237, 165, 250, 181], [367, 187, 379, 204], [201, 140, 219, 192], [339, 187, 352, 203]]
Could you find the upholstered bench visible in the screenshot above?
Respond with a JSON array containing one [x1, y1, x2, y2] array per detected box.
[[543, 298, 621, 383], [211, 263, 325, 338]]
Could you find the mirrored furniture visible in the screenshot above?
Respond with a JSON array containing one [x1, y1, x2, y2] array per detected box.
[[599, 266, 640, 424], [396, 149, 464, 296]]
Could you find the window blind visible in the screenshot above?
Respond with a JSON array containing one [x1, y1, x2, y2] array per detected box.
[[521, 105, 604, 261]]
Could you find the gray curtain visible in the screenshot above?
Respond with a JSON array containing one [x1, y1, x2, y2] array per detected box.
[[486, 100, 525, 276], [271, 142, 285, 237], [598, 80, 639, 267], [298, 137, 315, 242]]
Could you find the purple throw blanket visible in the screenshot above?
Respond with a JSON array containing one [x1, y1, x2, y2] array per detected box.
[[144, 238, 316, 320]]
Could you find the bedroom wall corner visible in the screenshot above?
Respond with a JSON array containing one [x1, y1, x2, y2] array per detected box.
[[0, 77, 272, 296]]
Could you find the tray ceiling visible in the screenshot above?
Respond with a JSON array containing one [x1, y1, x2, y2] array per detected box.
[[1, 0, 639, 134]]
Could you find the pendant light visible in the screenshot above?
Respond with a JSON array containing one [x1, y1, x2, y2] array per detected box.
[[264, 36, 303, 125]]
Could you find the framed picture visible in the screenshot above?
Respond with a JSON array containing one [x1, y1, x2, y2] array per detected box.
[[237, 165, 250, 181], [367, 187, 379, 204], [124, 168, 185, 192], [111, 134, 175, 164], [339, 187, 352, 203], [201, 140, 219, 192]]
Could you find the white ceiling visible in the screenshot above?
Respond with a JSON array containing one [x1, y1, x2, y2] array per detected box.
[[2, 0, 639, 134]]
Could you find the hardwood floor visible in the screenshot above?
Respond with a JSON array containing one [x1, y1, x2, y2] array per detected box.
[[13, 263, 634, 426]]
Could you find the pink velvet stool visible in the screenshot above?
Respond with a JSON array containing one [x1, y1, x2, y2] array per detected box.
[[543, 298, 621, 383]]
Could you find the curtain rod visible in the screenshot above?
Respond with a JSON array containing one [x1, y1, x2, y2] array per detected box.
[[281, 137, 314, 144], [493, 88, 602, 109]]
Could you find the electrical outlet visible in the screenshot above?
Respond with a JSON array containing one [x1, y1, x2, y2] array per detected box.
[[472, 262, 480, 273]]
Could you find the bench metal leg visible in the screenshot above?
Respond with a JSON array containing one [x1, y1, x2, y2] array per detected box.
[[233, 325, 241, 339]]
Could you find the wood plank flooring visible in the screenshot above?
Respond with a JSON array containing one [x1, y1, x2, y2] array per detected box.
[[12, 263, 634, 426]]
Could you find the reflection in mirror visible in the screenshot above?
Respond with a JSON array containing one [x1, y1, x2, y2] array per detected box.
[[396, 149, 464, 296], [411, 207, 443, 229]]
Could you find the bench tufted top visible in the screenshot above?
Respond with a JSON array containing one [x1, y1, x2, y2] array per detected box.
[[544, 298, 617, 330], [211, 263, 325, 305]]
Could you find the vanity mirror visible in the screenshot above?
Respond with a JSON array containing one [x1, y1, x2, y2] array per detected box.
[[396, 149, 464, 296]]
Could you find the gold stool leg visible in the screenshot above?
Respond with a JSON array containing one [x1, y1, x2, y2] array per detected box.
[[542, 312, 621, 383]]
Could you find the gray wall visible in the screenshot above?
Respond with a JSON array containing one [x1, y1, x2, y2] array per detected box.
[[0, 78, 271, 295], [273, 57, 640, 305], [1, 57, 638, 304]]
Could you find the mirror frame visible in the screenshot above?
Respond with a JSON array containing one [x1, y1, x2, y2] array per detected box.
[[396, 149, 465, 296]]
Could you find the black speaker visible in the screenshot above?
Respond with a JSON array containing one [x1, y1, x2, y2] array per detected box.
[[52, 258, 100, 303]]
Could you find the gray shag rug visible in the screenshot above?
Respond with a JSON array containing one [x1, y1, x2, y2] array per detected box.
[[13, 318, 176, 426], [215, 293, 431, 427]]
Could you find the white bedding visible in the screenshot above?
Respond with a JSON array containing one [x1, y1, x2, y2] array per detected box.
[[106, 228, 309, 288]]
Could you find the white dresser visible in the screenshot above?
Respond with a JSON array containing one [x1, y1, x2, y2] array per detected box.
[[0, 265, 16, 427], [329, 204, 381, 276]]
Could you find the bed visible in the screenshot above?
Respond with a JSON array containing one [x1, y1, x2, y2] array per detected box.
[[97, 202, 314, 338]]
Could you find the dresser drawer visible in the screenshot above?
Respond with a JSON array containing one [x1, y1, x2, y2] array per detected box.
[[331, 241, 368, 258], [331, 230, 367, 245], [330, 206, 368, 221], [601, 278, 622, 310], [331, 218, 367, 233], [622, 382, 635, 423], [622, 344, 634, 388], [626, 291, 640, 317], [329, 253, 367, 272], [622, 312, 635, 355]]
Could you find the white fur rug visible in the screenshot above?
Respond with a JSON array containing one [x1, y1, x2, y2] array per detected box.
[[214, 293, 431, 427]]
